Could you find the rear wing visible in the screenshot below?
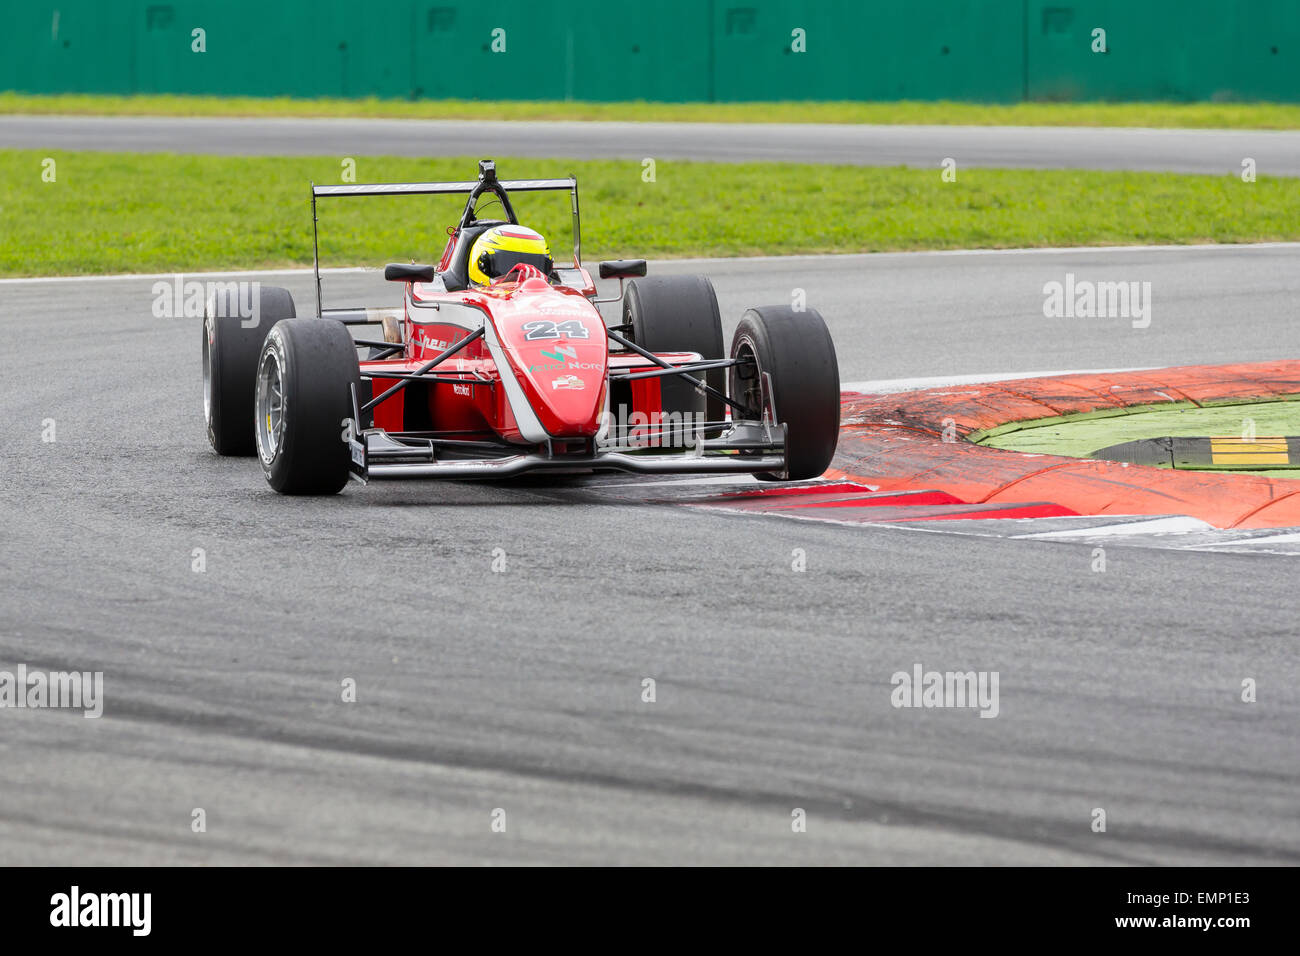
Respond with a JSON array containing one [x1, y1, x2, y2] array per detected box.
[[308, 161, 581, 317]]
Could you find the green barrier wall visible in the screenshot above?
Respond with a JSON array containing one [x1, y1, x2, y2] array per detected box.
[[3, 1, 1297, 103]]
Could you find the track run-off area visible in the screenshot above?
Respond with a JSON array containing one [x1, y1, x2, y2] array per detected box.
[[0, 243, 1297, 863]]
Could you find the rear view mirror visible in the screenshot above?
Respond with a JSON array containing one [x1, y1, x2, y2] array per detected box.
[[384, 263, 436, 282], [598, 259, 648, 279]]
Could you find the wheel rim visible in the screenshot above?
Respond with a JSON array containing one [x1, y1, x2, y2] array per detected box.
[[731, 338, 764, 421], [255, 347, 285, 463], [202, 317, 213, 426]]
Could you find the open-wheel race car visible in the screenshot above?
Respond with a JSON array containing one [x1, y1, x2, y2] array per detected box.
[[203, 160, 840, 494]]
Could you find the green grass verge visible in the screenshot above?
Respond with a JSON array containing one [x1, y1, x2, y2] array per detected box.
[[4, 150, 1300, 277], [981, 401, 1300, 479], [4, 92, 1300, 129]]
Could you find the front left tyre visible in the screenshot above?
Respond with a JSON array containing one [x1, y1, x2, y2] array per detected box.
[[255, 318, 361, 495], [204, 285, 295, 455]]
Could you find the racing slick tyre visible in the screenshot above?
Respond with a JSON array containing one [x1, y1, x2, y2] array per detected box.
[[255, 318, 361, 495], [204, 285, 295, 456], [728, 306, 840, 482], [622, 275, 726, 424]]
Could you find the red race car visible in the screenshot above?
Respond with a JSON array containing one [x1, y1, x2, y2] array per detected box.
[[203, 160, 840, 494]]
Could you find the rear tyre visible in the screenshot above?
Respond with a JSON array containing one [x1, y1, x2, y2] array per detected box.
[[729, 306, 840, 481], [621, 275, 725, 424], [255, 318, 361, 495], [204, 285, 295, 455]]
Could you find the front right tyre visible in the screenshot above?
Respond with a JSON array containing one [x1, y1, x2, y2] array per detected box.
[[729, 305, 840, 481], [204, 285, 295, 456]]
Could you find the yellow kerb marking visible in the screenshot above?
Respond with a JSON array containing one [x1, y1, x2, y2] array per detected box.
[[1210, 436, 1290, 465]]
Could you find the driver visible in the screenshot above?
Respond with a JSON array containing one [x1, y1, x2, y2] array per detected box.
[[467, 225, 553, 286]]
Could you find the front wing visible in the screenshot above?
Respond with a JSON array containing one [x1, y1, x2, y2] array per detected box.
[[347, 421, 789, 482]]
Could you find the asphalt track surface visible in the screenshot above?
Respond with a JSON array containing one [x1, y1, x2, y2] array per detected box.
[[2, 245, 1298, 865], [6, 114, 1300, 175]]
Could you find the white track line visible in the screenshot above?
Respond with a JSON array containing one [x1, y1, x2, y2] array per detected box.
[[0, 267, 369, 285], [841, 368, 1152, 394], [1014, 516, 1215, 538], [663, 241, 1300, 266], [1185, 531, 1300, 548]]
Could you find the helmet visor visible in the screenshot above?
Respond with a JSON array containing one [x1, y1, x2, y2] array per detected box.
[[482, 250, 552, 279]]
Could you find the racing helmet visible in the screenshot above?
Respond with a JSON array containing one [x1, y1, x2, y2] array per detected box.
[[467, 225, 552, 285]]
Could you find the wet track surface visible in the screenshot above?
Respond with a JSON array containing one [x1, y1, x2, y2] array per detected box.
[[6, 114, 1300, 175], [1, 246, 1298, 863]]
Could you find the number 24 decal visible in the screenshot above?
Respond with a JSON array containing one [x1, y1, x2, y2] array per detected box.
[[522, 319, 588, 341]]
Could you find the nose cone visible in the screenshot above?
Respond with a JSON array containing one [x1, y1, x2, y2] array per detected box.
[[490, 288, 609, 439], [522, 340, 608, 437]]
